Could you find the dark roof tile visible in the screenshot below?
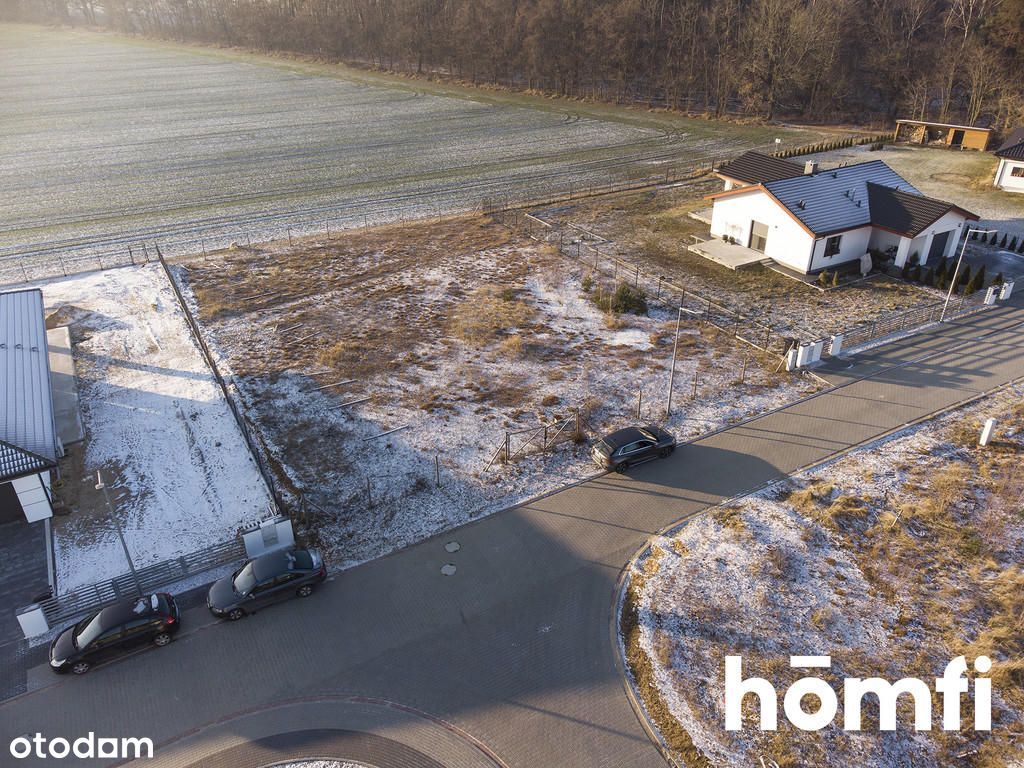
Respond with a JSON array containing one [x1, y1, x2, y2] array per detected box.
[[715, 152, 804, 184], [995, 127, 1024, 160]]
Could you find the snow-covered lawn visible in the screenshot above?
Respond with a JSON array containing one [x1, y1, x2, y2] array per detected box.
[[625, 384, 1024, 767], [181, 218, 818, 569], [35, 265, 274, 593]]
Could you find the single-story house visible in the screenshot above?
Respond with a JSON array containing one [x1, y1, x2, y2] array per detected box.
[[1, 289, 60, 524], [894, 119, 992, 151], [993, 127, 1024, 193], [705, 153, 979, 275]]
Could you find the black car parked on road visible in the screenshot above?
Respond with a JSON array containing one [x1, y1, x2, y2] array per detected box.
[[591, 425, 676, 472], [49, 593, 181, 675], [207, 547, 326, 621]]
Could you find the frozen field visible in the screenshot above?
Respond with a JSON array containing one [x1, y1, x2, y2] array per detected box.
[[0, 24, 827, 276], [35, 266, 274, 592]]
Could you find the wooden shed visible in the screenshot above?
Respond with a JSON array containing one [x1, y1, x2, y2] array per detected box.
[[894, 120, 991, 151]]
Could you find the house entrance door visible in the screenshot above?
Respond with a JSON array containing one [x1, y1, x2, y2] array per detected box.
[[928, 231, 951, 263], [749, 221, 769, 253], [950, 130, 965, 147]]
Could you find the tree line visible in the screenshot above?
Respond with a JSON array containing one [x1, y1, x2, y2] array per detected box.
[[4, 0, 1023, 130]]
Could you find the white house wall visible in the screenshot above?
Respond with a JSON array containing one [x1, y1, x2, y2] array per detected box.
[[868, 229, 902, 254], [995, 158, 1024, 193], [709, 190, 815, 273], [808, 226, 873, 273]]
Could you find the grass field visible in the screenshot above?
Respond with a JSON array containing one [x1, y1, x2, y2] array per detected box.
[[0, 24, 832, 273]]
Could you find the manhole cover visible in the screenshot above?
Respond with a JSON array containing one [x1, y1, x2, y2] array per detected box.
[[440, 563, 457, 576], [444, 541, 461, 553], [274, 762, 373, 768]]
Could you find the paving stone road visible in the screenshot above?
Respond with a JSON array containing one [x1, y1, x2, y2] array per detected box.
[[1, 294, 1021, 768]]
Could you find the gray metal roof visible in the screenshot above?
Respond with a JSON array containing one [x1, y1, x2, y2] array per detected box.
[[1, 289, 59, 477], [763, 160, 922, 236]]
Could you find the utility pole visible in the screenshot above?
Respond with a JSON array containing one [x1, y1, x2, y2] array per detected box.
[[666, 305, 683, 417], [95, 471, 142, 597], [941, 228, 994, 322]]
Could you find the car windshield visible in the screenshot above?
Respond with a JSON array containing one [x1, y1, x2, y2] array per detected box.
[[73, 612, 106, 649], [639, 429, 658, 441], [232, 563, 257, 595]]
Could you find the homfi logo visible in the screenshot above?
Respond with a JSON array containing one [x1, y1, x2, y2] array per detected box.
[[725, 655, 992, 732], [9, 732, 153, 760]]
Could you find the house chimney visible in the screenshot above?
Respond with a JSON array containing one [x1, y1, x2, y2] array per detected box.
[[804, 160, 818, 175]]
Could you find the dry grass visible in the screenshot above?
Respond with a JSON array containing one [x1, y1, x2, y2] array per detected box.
[[627, 388, 1024, 766], [450, 286, 536, 345]]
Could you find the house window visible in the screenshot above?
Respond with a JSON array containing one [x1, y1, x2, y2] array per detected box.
[[1012, 166, 1024, 178], [824, 235, 842, 258]]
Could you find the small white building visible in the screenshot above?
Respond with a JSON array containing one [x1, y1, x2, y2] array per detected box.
[[993, 128, 1024, 193], [706, 153, 978, 275], [1, 289, 60, 524]]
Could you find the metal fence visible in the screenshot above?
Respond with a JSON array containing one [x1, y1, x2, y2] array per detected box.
[[484, 411, 587, 471], [35, 538, 246, 627], [823, 290, 991, 356]]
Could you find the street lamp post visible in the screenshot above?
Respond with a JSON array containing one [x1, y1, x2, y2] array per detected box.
[[666, 305, 683, 418], [940, 228, 995, 323], [95, 470, 143, 597]]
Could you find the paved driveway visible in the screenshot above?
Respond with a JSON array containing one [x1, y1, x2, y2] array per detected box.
[[2, 296, 1022, 768]]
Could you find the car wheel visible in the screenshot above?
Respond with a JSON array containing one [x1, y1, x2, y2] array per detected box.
[[227, 608, 245, 621], [71, 661, 91, 675], [153, 632, 172, 647], [616, 461, 629, 473], [296, 584, 314, 598], [658, 448, 670, 458]]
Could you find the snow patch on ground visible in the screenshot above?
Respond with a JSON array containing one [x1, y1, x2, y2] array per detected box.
[[34, 265, 273, 592], [629, 384, 1024, 767]]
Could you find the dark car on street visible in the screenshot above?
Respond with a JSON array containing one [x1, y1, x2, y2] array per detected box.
[[49, 593, 180, 675], [591, 425, 676, 472], [207, 547, 326, 621]]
